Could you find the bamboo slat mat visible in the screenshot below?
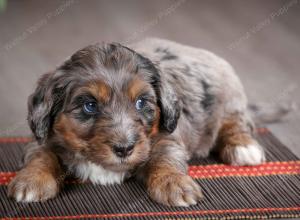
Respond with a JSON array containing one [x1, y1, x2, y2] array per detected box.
[[0, 128, 299, 220]]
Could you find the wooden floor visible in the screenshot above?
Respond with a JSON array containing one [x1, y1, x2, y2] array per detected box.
[[0, 0, 300, 159]]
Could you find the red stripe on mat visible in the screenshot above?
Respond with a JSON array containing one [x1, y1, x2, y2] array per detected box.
[[0, 137, 32, 143], [189, 161, 300, 178], [1, 206, 300, 220], [0, 128, 271, 144], [1, 161, 299, 185]]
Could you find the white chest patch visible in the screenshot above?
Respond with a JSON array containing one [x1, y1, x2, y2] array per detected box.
[[74, 161, 126, 185]]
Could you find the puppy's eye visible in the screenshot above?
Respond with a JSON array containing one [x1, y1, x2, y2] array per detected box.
[[83, 102, 98, 114], [135, 98, 146, 110]]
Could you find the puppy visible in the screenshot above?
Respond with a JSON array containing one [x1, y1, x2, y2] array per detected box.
[[8, 38, 265, 206]]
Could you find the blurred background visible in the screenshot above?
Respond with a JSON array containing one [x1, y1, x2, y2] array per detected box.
[[0, 0, 299, 157]]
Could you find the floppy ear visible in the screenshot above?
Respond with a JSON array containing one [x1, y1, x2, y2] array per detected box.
[[129, 48, 181, 133], [27, 72, 66, 144], [156, 74, 181, 133]]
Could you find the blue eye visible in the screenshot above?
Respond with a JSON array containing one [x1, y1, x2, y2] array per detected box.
[[135, 98, 145, 110], [83, 102, 98, 114]]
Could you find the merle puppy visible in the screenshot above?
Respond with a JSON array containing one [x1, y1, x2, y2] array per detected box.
[[8, 38, 266, 206]]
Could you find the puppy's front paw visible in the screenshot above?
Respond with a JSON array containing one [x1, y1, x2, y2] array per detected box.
[[7, 169, 60, 202], [226, 143, 266, 166], [148, 173, 203, 207]]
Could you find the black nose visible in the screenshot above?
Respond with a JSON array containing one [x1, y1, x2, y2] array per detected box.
[[113, 143, 134, 157]]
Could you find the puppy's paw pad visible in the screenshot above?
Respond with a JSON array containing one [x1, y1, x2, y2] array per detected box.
[[232, 143, 266, 166], [148, 174, 203, 207], [7, 170, 59, 202]]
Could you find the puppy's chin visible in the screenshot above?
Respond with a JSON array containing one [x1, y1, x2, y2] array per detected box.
[[89, 155, 147, 173], [103, 159, 138, 172]]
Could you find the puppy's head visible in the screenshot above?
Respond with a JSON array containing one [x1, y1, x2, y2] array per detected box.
[[28, 43, 180, 172]]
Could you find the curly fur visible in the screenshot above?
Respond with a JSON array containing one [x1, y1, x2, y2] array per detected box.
[[8, 38, 266, 206]]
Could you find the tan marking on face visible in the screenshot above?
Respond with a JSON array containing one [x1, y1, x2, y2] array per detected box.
[[150, 106, 161, 137], [53, 114, 88, 151], [87, 81, 111, 103], [127, 78, 151, 101]]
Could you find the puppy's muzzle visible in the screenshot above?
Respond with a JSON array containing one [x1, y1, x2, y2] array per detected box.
[[113, 142, 135, 158]]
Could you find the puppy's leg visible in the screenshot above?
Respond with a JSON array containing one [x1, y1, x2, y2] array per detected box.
[[216, 115, 265, 166], [141, 136, 203, 207], [7, 143, 64, 202]]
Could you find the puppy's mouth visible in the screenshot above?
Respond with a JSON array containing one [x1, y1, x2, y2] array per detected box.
[[107, 157, 134, 172], [109, 144, 149, 172], [87, 139, 150, 172]]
